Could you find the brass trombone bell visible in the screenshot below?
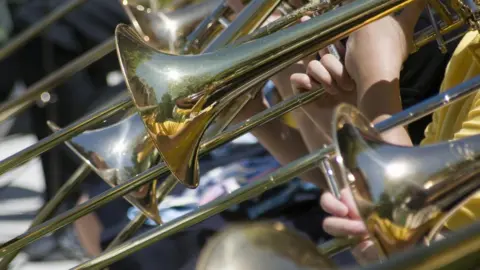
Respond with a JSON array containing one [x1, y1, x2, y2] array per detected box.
[[47, 110, 163, 224], [196, 222, 337, 270], [47, 0, 302, 224], [0, 0, 217, 124], [2, 0, 480, 267], [332, 103, 480, 258], [3, 71, 480, 267]]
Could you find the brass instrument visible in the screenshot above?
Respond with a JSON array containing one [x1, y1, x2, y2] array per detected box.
[[122, 0, 222, 53], [0, 0, 217, 123], [42, 0, 323, 229], [331, 102, 480, 258], [1, 0, 480, 269], [196, 222, 337, 270], [116, 0, 472, 189]]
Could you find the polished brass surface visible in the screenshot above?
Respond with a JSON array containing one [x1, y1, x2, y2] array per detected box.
[[2, 1, 480, 268], [364, 221, 480, 270], [0, 0, 465, 181], [0, 0, 213, 123], [116, 0, 415, 189], [203, 0, 282, 52], [196, 222, 337, 270], [332, 103, 480, 257], [0, 0, 88, 61], [0, 87, 323, 260], [50, 0, 285, 224], [0, 98, 133, 176], [2, 72, 480, 265], [0, 0, 222, 177], [121, 0, 221, 53], [73, 145, 334, 269], [72, 52, 480, 269], [181, 0, 239, 54], [47, 109, 163, 224]]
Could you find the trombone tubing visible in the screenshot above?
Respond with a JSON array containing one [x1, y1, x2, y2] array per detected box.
[[0, 0, 338, 178], [0, 98, 132, 175], [2, 0, 480, 254], [0, 37, 116, 123], [203, 0, 283, 52], [0, 0, 89, 62], [2, 70, 480, 259], [71, 74, 480, 269]]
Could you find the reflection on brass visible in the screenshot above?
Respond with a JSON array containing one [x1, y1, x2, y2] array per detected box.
[[121, 0, 222, 53], [2, 0, 480, 269], [196, 222, 337, 270], [115, 0, 415, 189], [48, 110, 163, 224], [333, 103, 480, 257], [4, 73, 480, 268]]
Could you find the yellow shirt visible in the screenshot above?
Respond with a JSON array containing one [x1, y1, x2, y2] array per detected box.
[[420, 31, 480, 230]]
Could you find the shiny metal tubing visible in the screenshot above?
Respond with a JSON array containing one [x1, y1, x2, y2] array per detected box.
[[234, 0, 340, 44], [182, 0, 233, 53], [0, 0, 88, 61], [1, 0, 477, 258], [0, 163, 91, 268], [76, 72, 480, 268], [0, 98, 132, 176], [74, 145, 335, 269], [0, 88, 323, 257], [0, 38, 115, 123], [203, 0, 282, 52], [364, 221, 480, 270], [0, 0, 328, 179], [3, 71, 480, 259]]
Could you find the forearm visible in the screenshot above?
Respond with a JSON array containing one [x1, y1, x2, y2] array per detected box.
[[251, 121, 327, 188], [232, 95, 328, 189], [352, 0, 427, 119]]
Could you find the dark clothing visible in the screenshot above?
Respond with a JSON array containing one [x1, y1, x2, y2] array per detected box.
[[0, 2, 463, 269]]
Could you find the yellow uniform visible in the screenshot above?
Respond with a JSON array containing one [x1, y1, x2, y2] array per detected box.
[[420, 31, 480, 230]]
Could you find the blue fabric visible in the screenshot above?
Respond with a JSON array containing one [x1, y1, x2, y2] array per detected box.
[[126, 151, 321, 226]]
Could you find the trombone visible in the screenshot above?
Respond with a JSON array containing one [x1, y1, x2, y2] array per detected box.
[[1, 0, 479, 269], [71, 74, 480, 269], [0, 0, 337, 267], [0, 0, 221, 123]]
